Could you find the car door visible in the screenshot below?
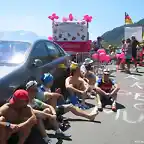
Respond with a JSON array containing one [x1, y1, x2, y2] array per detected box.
[[44, 41, 69, 92], [27, 41, 51, 82]]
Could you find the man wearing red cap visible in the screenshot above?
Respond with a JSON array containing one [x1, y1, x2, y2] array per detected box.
[[0, 89, 37, 144]]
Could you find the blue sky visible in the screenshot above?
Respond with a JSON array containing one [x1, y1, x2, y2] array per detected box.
[[0, 0, 144, 40]]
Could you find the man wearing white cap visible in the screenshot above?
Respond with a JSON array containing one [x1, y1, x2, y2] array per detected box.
[[80, 58, 94, 75], [95, 68, 120, 112]]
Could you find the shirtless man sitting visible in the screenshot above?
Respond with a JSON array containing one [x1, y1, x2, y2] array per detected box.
[[0, 89, 37, 144], [65, 62, 91, 107]]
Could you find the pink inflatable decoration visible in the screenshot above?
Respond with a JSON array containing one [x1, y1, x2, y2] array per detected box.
[[97, 49, 106, 54], [48, 36, 53, 41], [92, 53, 98, 60], [119, 53, 125, 59], [104, 55, 111, 62], [99, 52, 106, 61], [116, 54, 120, 59]]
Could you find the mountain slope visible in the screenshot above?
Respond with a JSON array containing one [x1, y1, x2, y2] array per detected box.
[[0, 30, 47, 42], [101, 18, 144, 46]]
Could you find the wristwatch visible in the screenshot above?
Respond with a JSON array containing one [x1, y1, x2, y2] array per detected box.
[[6, 122, 11, 128]]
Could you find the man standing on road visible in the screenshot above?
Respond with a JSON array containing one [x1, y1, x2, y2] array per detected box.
[[131, 36, 140, 72], [95, 68, 120, 112], [0, 89, 37, 144]]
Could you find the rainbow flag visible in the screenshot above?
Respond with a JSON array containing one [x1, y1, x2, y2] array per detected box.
[[125, 12, 133, 25]]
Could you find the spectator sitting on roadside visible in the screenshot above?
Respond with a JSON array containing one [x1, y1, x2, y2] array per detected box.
[[65, 62, 93, 108], [26, 81, 70, 143], [95, 68, 120, 112], [0, 89, 37, 144], [31, 75, 63, 109], [25, 80, 70, 142], [40, 73, 98, 121], [80, 58, 93, 75]]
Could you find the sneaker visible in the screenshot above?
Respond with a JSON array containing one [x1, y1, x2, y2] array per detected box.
[[135, 68, 138, 72], [111, 102, 117, 112], [43, 137, 52, 144], [97, 103, 103, 112], [89, 106, 99, 121], [55, 132, 71, 138]]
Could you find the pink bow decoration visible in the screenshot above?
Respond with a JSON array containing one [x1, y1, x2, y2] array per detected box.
[[69, 13, 74, 21]]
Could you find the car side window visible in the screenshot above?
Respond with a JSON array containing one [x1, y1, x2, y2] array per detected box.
[[45, 41, 61, 59], [54, 43, 66, 56], [30, 41, 49, 64]]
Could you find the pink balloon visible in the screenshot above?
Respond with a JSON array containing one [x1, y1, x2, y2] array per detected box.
[[83, 15, 89, 20], [92, 53, 98, 60], [52, 13, 56, 17], [69, 13, 73, 21], [97, 49, 106, 54], [116, 54, 120, 59], [54, 16, 59, 19], [62, 17, 68, 22], [83, 15, 92, 23], [104, 55, 111, 62], [119, 53, 125, 59], [48, 36, 53, 40], [99, 52, 106, 61], [48, 16, 54, 21]]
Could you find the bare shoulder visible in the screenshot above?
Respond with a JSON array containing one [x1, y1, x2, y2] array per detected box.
[[79, 77, 85, 82], [0, 103, 10, 111], [66, 76, 72, 81], [0, 103, 10, 115]]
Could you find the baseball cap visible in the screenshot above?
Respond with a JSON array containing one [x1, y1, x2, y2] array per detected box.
[[41, 73, 54, 85], [26, 80, 37, 90], [103, 68, 110, 74], [70, 62, 79, 70], [9, 89, 29, 104]]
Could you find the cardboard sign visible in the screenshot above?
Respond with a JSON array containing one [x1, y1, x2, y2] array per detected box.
[[53, 22, 88, 42]]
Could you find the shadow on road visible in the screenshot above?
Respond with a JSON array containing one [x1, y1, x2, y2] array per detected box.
[[67, 118, 101, 123], [116, 102, 125, 109], [85, 102, 95, 108], [129, 72, 143, 76], [103, 102, 125, 110], [48, 134, 72, 141]]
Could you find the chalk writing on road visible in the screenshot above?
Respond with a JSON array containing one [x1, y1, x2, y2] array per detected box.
[[118, 90, 132, 96], [103, 109, 144, 124], [103, 92, 144, 124], [124, 75, 139, 80], [134, 140, 144, 144], [130, 82, 143, 89]]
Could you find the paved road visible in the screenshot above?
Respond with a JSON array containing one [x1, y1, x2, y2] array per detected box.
[[51, 66, 144, 144]]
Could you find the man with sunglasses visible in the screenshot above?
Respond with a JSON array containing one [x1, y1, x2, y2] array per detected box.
[[95, 68, 120, 112], [0, 89, 37, 144]]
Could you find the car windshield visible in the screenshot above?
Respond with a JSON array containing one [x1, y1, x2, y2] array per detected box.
[[0, 41, 31, 64]]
